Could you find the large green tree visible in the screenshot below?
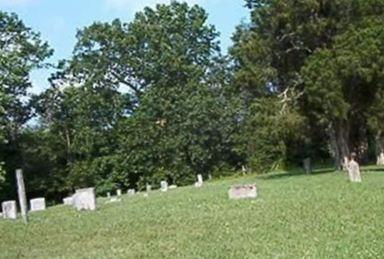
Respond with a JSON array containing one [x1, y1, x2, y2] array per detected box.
[[0, 11, 52, 198]]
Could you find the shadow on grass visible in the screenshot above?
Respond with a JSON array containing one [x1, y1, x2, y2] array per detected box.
[[259, 167, 336, 181]]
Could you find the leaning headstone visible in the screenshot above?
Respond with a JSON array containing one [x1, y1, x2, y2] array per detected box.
[[2, 201, 17, 219], [116, 189, 122, 197], [127, 189, 136, 196], [73, 187, 96, 211], [30, 198, 46, 212], [63, 197, 73, 205], [303, 157, 312, 174], [228, 184, 257, 200], [160, 181, 168, 192]]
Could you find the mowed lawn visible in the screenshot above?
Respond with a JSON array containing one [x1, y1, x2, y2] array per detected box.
[[1, 168, 384, 258]]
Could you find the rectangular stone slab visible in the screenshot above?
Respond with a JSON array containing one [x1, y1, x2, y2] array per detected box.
[[30, 198, 46, 212], [228, 184, 257, 199], [63, 197, 73, 205], [2, 200, 17, 219], [73, 188, 96, 211]]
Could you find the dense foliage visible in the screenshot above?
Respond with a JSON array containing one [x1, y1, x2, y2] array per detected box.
[[1, 1, 384, 202]]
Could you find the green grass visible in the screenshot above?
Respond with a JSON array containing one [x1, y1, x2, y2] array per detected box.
[[1, 167, 384, 258]]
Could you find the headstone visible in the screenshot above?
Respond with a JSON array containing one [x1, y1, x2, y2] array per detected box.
[[30, 198, 46, 212], [143, 193, 149, 198], [146, 184, 152, 192], [73, 187, 96, 211], [107, 192, 111, 198], [2, 201, 17, 219], [228, 184, 257, 199], [208, 174, 212, 180], [377, 152, 384, 165], [127, 189, 136, 196], [303, 157, 312, 174], [116, 189, 122, 197], [242, 165, 247, 174], [194, 181, 203, 188], [348, 159, 362, 182], [197, 174, 203, 184], [108, 197, 120, 203], [169, 185, 177, 190], [160, 181, 168, 192], [16, 169, 28, 223], [63, 197, 73, 205]]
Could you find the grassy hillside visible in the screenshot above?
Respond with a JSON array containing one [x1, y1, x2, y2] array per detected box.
[[1, 168, 384, 258]]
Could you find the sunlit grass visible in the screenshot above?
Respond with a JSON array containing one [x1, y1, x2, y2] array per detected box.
[[1, 167, 383, 258]]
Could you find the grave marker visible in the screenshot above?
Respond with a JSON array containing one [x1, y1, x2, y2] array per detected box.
[[228, 184, 257, 199], [73, 188, 96, 211], [2, 201, 17, 219], [30, 198, 46, 212]]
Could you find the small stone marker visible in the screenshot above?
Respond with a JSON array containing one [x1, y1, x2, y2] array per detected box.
[[63, 197, 73, 205], [73, 187, 96, 211], [348, 153, 362, 182], [228, 184, 257, 200], [30, 198, 46, 212], [127, 189, 135, 196], [2, 201, 17, 219], [303, 157, 312, 174], [116, 189, 122, 197], [108, 197, 120, 203], [169, 185, 177, 190], [160, 181, 168, 192], [146, 184, 152, 192], [107, 192, 111, 198], [377, 151, 384, 165], [197, 174, 203, 184], [208, 174, 212, 180]]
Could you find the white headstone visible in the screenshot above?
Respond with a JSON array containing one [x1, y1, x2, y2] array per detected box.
[[107, 192, 111, 198], [63, 197, 73, 205], [73, 188, 96, 211], [197, 174, 203, 184], [127, 189, 136, 196], [160, 181, 168, 192], [146, 184, 152, 192], [30, 198, 46, 212], [194, 181, 203, 188], [116, 189, 122, 197], [2, 201, 17, 219], [228, 184, 257, 199]]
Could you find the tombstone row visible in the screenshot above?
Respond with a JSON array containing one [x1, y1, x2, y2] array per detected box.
[[1, 197, 47, 220]]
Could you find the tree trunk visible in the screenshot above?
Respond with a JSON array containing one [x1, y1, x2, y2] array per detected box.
[[329, 121, 350, 170]]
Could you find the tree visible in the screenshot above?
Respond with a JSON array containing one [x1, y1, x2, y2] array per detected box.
[[0, 11, 52, 199]]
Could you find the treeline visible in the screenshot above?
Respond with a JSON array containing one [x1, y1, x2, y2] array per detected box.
[[1, 1, 384, 202]]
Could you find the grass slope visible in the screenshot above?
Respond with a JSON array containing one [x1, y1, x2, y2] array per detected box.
[[1, 168, 384, 258]]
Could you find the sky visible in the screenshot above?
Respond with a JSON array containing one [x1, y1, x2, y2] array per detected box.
[[0, 0, 249, 94]]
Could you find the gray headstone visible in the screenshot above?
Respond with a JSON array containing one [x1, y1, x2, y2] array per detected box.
[[116, 189, 122, 197], [146, 184, 152, 192], [127, 189, 136, 196], [63, 197, 73, 206], [228, 184, 257, 199], [303, 158, 312, 174], [73, 188, 96, 211], [2, 201, 17, 219], [107, 192, 111, 198], [348, 160, 362, 182], [30, 198, 46, 212], [160, 181, 168, 192]]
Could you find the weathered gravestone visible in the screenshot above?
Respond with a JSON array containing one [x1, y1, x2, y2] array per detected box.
[[303, 158, 312, 174], [30, 198, 46, 212], [117, 189, 122, 197], [73, 188, 96, 211], [377, 151, 384, 165], [146, 184, 152, 192], [160, 181, 168, 192], [348, 153, 362, 183], [127, 189, 135, 196], [228, 184, 257, 200], [2, 201, 17, 219], [194, 174, 203, 188], [169, 185, 177, 190], [63, 197, 73, 205], [107, 192, 111, 198]]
